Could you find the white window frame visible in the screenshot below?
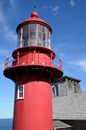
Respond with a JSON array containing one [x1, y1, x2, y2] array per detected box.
[[17, 85, 24, 100]]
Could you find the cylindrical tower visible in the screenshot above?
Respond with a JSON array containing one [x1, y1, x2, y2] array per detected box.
[[3, 12, 63, 130]]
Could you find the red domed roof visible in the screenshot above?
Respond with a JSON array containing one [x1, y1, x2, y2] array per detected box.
[[16, 12, 52, 33], [31, 12, 38, 18]]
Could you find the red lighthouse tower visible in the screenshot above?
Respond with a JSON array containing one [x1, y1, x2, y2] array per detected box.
[[4, 12, 63, 130]]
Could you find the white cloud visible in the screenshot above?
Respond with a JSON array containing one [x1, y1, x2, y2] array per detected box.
[[70, 0, 75, 6], [0, 2, 5, 24], [51, 6, 59, 12], [51, 6, 60, 15], [0, 1, 17, 42], [3, 25, 17, 41], [69, 60, 86, 71], [9, 0, 16, 10], [43, 5, 60, 16]]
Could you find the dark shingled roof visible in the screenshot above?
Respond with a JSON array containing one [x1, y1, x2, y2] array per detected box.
[[57, 76, 81, 82], [53, 92, 86, 120]]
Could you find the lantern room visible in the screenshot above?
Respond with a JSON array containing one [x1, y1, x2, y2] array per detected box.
[[17, 12, 52, 49], [4, 11, 63, 82]]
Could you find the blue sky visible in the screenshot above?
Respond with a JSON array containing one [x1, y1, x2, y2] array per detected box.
[[0, 0, 86, 118]]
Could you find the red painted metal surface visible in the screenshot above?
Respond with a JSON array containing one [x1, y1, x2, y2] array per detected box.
[[3, 11, 63, 130], [13, 52, 52, 65], [13, 81, 53, 130], [16, 12, 52, 33]]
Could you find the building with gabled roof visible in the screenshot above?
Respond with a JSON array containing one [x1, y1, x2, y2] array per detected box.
[[53, 76, 86, 130]]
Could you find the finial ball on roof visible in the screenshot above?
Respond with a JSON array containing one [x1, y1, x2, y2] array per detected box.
[[31, 12, 38, 18]]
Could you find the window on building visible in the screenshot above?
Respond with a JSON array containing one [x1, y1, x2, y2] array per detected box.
[[17, 85, 24, 99], [52, 84, 58, 97]]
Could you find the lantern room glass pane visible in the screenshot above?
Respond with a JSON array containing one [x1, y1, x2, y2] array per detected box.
[[17, 24, 51, 49]]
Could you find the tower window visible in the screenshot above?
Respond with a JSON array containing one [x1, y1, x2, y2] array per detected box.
[[17, 85, 24, 99]]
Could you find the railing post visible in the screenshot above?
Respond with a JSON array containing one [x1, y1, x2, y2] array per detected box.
[[59, 59, 62, 70], [4, 57, 9, 68], [50, 52, 52, 64], [17, 51, 19, 65]]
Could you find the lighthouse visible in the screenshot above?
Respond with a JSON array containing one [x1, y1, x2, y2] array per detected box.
[[3, 12, 63, 130]]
